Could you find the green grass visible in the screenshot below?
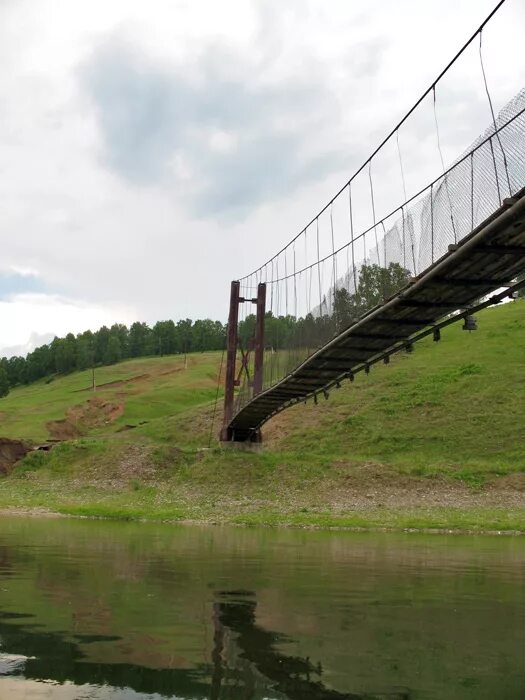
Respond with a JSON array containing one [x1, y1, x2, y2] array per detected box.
[[0, 301, 524, 532], [230, 507, 525, 532], [0, 352, 222, 441], [274, 301, 525, 482]]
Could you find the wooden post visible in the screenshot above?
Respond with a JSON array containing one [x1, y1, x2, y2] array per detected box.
[[252, 282, 266, 396], [220, 280, 240, 441]]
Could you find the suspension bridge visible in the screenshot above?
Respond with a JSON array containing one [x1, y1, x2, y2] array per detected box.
[[219, 0, 525, 442]]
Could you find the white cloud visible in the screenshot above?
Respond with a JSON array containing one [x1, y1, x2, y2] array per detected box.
[[8, 265, 39, 278], [0, 0, 523, 357], [209, 130, 237, 154], [0, 294, 136, 357]]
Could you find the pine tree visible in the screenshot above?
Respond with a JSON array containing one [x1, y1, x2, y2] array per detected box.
[[104, 334, 122, 365], [0, 367, 9, 398]]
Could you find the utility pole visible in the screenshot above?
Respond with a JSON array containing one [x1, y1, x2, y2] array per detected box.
[[90, 346, 96, 393]]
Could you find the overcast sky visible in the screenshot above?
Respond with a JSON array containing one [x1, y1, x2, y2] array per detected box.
[[1, 0, 523, 357]]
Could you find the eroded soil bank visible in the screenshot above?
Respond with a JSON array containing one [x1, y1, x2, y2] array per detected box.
[[46, 396, 124, 439], [0, 438, 31, 475]]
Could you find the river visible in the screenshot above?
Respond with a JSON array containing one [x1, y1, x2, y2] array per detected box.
[[0, 517, 523, 699]]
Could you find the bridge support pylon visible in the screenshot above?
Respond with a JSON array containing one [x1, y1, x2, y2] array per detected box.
[[253, 282, 266, 396], [220, 280, 266, 442]]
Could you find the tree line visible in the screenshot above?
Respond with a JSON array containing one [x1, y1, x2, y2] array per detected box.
[[0, 263, 411, 398], [238, 262, 412, 352], [0, 318, 226, 397]]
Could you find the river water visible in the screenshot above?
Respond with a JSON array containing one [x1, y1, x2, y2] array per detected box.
[[0, 517, 523, 699]]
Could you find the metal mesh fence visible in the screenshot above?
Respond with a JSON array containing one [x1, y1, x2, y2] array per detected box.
[[232, 87, 525, 416]]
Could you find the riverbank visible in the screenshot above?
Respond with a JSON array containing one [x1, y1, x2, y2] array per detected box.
[[0, 438, 523, 533], [1, 507, 524, 535], [0, 302, 523, 533]]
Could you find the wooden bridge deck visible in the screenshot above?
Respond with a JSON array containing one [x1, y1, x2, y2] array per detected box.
[[229, 189, 525, 440]]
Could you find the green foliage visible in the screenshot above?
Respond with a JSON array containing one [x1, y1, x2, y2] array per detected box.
[[240, 262, 411, 352], [357, 262, 411, 307], [104, 333, 122, 364], [75, 331, 94, 370], [0, 366, 9, 398], [0, 352, 222, 441], [333, 287, 356, 329], [1, 317, 227, 390], [0, 300, 523, 533], [0, 263, 410, 392], [15, 449, 49, 473]]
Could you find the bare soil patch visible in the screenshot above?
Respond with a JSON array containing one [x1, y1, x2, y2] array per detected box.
[[489, 473, 525, 491], [159, 367, 184, 377], [0, 438, 31, 475], [45, 419, 81, 440], [47, 397, 124, 440], [264, 460, 525, 512], [85, 444, 173, 487], [324, 474, 525, 511], [0, 507, 65, 518]]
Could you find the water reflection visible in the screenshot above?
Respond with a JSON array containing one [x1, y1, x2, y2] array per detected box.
[[0, 615, 210, 697], [0, 518, 523, 699], [212, 591, 409, 699], [0, 595, 405, 699]]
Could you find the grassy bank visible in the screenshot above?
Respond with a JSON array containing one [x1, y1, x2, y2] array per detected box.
[[0, 301, 524, 532]]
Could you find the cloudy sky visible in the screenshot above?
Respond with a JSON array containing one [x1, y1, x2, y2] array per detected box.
[[1, 0, 523, 357]]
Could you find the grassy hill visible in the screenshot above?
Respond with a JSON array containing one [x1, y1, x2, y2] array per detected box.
[[0, 300, 524, 531], [0, 352, 222, 442]]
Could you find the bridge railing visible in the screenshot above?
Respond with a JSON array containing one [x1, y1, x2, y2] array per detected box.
[[232, 89, 525, 416], [222, 0, 525, 423]]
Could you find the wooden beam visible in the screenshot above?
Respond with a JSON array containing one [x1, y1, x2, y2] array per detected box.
[[433, 277, 510, 287], [398, 299, 466, 309], [374, 317, 433, 326], [348, 332, 407, 340], [474, 244, 525, 255]]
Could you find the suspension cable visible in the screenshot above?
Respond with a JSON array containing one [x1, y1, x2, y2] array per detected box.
[[368, 161, 380, 268], [432, 85, 458, 243], [239, 0, 509, 281], [258, 105, 524, 284], [479, 29, 513, 198]]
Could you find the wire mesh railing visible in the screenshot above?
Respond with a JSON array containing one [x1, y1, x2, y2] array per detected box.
[[230, 0, 525, 417]]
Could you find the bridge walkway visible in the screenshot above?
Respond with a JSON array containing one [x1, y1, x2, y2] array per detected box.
[[229, 190, 525, 440]]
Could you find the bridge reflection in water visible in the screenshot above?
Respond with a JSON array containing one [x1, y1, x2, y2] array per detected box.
[[0, 595, 410, 700], [211, 591, 409, 700], [1, 519, 524, 699]]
